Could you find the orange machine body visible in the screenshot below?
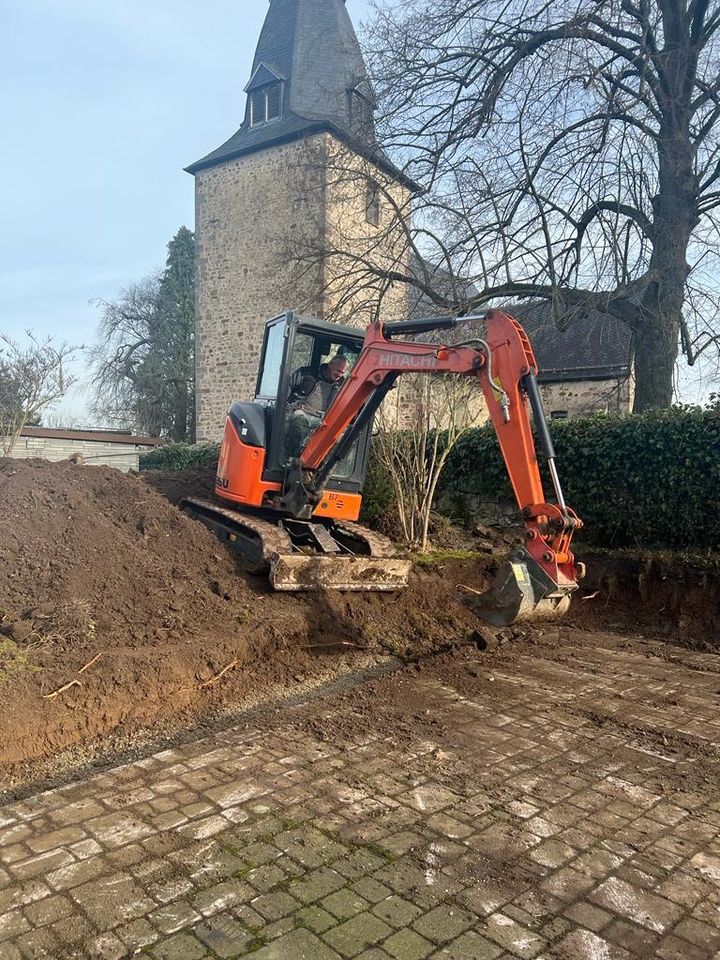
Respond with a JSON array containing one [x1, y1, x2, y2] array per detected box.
[[216, 418, 362, 521]]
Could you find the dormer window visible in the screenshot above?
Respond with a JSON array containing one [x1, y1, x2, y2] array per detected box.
[[250, 82, 283, 126]]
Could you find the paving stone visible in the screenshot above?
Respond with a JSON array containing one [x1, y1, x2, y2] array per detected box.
[[194, 915, 255, 957], [245, 863, 287, 892], [52, 914, 96, 951], [562, 901, 612, 932], [23, 894, 74, 927], [323, 912, 394, 956], [14, 926, 59, 960], [603, 919, 660, 955], [26, 827, 86, 855], [46, 856, 108, 891], [69, 872, 155, 930], [2, 637, 720, 960], [252, 927, 343, 959], [403, 786, 461, 814], [85, 812, 154, 847], [251, 890, 301, 920], [150, 900, 202, 934], [322, 888, 371, 920], [481, 913, 546, 958], [384, 928, 435, 960], [297, 905, 337, 934], [672, 917, 720, 951], [0, 880, 49, 914], [115, 917, 157, 950], [348, 876, 391, 902], [372, 895, 422, 928], [191, 879, 254, 917], [85, 932, 127, 960], [412, 905, 474, 945], [590, 877, 683, 933], [432, 931, 503, 959], [153, 932, 208, 960], [551, 928, 631, 959], [289, 867, 346, 904]]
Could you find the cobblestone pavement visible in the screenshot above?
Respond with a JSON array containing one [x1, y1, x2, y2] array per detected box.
[[1, 631, 720, 959]]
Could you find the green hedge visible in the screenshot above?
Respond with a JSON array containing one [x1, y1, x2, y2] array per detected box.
[[139, 442, 220, 472], [440, 408, 720, 550]]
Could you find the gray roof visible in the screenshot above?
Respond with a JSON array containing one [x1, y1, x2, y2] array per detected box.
[[508, 301, 632, 382], [186, 0, 414, 185], [406, 259, 631, 382]]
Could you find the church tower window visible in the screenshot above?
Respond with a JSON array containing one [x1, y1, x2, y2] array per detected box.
[[250, 83, 283, 126], [366, 180, 380, 226], [349, 89, 374, 137]]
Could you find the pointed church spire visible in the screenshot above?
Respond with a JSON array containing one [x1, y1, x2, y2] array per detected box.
[[187, 0, 379, 174]]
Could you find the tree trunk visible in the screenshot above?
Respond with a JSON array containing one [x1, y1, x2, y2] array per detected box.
[[632, 310, 679, 411], [632, 114, 698, 413]]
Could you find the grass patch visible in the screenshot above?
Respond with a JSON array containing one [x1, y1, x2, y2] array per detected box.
[[0, 639, 41, 684]]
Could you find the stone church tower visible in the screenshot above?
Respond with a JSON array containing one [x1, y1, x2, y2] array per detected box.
[[187, 0, 414, 441]]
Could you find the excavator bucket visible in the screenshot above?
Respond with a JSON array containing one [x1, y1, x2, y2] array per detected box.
[[461, 549, 576, 627]]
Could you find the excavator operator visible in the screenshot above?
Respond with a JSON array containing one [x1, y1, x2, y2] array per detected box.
[[284, 352, 349, 458]]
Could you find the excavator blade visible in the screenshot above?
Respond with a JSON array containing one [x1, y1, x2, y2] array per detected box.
[[270, 555, 411, 591], [181, 497, 410, 592], [461, 549, 575, 627]]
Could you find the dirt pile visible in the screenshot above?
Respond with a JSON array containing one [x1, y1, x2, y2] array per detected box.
[[0, 459, 487, 778]]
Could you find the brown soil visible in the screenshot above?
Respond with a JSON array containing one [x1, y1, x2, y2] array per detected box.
[[0, 460, 486, 785], [1, 459, 717, 793]]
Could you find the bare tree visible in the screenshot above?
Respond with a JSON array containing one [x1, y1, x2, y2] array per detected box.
[[305, 0, 720, 411], [0, 333, 78, 455], [90, 227, 196, 441], [374, 369, 483, 551]]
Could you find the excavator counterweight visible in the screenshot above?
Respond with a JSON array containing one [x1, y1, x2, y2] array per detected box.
[[181, 309, 583, 625]]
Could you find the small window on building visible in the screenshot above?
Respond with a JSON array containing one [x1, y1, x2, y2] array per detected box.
[[365, 179, 380, 226], [249, 83, 283, 126], [550, 410, 569, 420], [349, 89, 374, 136]]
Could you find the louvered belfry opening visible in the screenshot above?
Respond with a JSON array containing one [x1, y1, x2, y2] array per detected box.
[[250, 83, 284, 127]]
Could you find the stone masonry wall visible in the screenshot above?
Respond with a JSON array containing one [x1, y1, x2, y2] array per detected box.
[[194, 133, 414, 441], [194, 138, 326, 441], [321, 137, 411, 328], [539, 375, 634, 418]]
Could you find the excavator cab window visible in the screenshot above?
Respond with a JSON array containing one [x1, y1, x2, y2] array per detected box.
[[259, 315, 367, 492], [256, 314, 288, 401]]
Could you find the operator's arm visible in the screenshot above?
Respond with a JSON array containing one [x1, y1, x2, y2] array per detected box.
[[288, 366, 316, 404]]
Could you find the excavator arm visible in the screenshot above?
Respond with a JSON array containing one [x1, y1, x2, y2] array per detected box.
[[282, 309, 583, 625]]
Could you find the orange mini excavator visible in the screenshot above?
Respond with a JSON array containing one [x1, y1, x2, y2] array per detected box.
[[182, 309, 584, 626]]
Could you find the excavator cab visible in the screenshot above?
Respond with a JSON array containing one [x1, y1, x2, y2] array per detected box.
[[257, 313, 368, 498]]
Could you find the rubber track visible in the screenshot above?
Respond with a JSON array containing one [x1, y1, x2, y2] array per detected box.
[[182, 498, 399, 561]]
